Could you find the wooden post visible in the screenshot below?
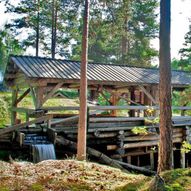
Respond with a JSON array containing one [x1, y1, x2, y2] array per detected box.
[[11, 89, 18, 125], [144, 86, 151, 117], [180, 149, 186, 168], [35, 87, 44, 109], [150, 152, 155, 170], [110, 94, 118, 116], [152, 85, 159, 117], [25, 113, 29, 122], [127, 156, 131, 164], [116, 130, 125, 161], [181, 126, 189, 168], [77, 0, 90, 161], [129, 87, 136, 117]]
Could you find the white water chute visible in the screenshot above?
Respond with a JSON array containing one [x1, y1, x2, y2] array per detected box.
[[32, 144, 56, 163]]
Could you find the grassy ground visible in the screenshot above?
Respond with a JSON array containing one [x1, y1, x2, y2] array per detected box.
[[0, 92, 79, 127]]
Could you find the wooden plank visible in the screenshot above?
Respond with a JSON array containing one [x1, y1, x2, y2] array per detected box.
[[42, 106, 80, 111], [51, 110, 103, 126], [89, 105, 158, 110], [16, 88, 30, 105], [11, 107, 35, 114], [0, 115, 52, 136], [124, 132, 182, 142], [89, 105, 191, 111], [107, 137, 183, 150], [90, 116, 191, 123]]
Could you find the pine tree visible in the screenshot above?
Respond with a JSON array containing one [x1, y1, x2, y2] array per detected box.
[[71, 0, 159, 66], [179, 24, 191, 70], [0, 30, 23, 71]]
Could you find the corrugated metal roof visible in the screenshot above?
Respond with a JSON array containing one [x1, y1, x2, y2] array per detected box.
[[6, 55, 191, 86]]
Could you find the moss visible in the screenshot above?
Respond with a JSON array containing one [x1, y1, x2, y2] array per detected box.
[[64, 183, 92, 191], [0, 187, 10, 191], [164, 183, 184, 191], [30, 183, 44, 191]]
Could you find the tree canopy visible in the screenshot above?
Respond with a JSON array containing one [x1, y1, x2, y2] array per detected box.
[[1, 0, 159, 67]]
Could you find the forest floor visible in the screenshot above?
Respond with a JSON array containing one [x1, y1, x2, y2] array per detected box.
[[0, 159, 147, 191], [1, 159, 191, 191]]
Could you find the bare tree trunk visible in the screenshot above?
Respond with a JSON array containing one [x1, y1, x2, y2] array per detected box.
[[77, 0, 90, 161], [35, 0, 40, 56], [158, 0, 173, 173], [51, 0, 57, 59]]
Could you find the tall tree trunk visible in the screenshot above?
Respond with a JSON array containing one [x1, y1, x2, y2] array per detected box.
[[35, 0, 40, 56], [77, 0, 90, 161], [158, 0, 173, 173], [53, 1, 58, 58], [51, 0, 57, 59]]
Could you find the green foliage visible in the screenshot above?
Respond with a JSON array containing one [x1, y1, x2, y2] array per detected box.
[[2, 0, 81, 58], [57, 90, 79, 99], [0, 30, 23, 71], [172, 24, 191, 72], [131, 126, 148, 135], [179, 24, 191, 64], [0, 95, 10, 126], [145, 117, 159, 125], [97, 91, 111, 106], [181, 141, 191, 154]]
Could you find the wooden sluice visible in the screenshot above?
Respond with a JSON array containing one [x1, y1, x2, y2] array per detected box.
[[2, 55, 191, 171], [0, 105, 191, 170]]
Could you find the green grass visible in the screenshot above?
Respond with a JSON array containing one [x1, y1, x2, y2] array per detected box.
[[0, 91, 79, 127]]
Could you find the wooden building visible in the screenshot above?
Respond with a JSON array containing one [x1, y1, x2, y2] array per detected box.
[[1, 55, 191, 170]]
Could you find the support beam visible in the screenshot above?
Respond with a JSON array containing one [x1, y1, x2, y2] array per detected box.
[[139, 85, 157, 105], [41, 82, 64, 106], [0, 115, 53, 136], [16, 88, 30, 105], [30, 87, 37, 108]]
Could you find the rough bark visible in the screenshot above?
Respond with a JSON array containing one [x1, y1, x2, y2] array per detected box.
[[158, 0, 173, 173], [51, 0, 57, 59], [77, 0, 90, 160], [35, 0, 40, 57]]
